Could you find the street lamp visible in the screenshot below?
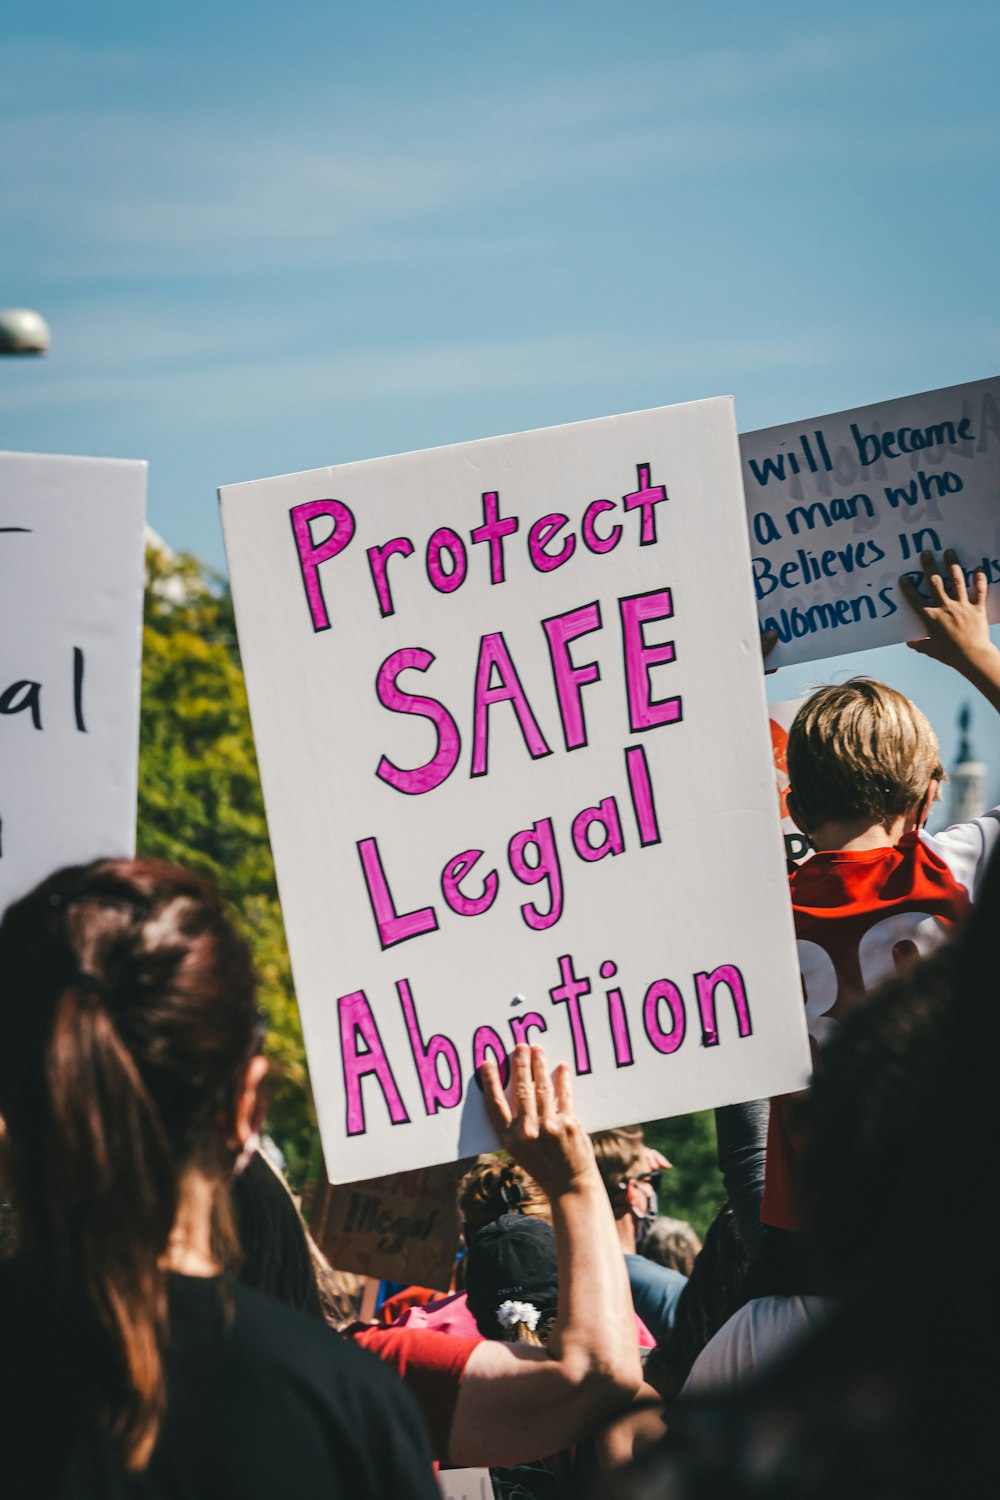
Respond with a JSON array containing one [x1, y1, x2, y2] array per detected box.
[[0, 309, 50, 355]]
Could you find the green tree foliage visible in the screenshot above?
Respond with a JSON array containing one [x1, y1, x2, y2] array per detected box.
[[642, 1110, 725, 1241], [138, 546, 314, 1183]]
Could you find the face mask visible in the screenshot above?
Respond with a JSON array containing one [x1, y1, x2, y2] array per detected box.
[[633, 1176, 659, 1246]]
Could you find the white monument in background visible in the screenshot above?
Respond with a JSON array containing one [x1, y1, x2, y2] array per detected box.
[[948, 705, 988, 825]]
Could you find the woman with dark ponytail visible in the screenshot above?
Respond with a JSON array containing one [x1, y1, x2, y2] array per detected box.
[[0, 858, 438, 1498]]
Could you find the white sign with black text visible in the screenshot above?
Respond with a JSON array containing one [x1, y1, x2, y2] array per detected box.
[[0, 451, 146, 911]]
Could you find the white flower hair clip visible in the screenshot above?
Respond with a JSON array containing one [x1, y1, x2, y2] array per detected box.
[[496, 1299, 541, 1331]]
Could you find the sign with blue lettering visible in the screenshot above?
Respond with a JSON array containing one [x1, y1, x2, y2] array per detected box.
[[221, 400, 809, 1182], [741, 377, 1000, 667], [0, 451, 146, 912]]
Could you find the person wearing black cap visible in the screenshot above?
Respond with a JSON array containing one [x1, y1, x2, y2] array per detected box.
[[466, 1213, 560, 1347]]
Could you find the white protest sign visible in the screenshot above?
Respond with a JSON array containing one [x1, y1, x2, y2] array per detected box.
[[0, 452, 146, 910], [438, 1471, 491, 1500], [221, 400, 809, 1182], [741, 376, 1000, 667]]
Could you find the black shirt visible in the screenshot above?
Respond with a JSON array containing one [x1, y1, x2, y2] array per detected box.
[[0, 1264, 439, 1499]]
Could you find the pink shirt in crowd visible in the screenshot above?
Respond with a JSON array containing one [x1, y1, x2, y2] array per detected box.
[[393, 1289, 656, 1348]]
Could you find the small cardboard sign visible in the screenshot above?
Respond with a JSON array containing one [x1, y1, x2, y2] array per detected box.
[[741, 376, 1000, 667], [221, 399, 809, 1181], [311, 1158, 465, 1291], [0, 452, 146, 911]]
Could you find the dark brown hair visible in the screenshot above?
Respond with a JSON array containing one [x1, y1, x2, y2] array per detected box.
[[0, 858, 259, 1469], [457, 1156, 550, 1244]]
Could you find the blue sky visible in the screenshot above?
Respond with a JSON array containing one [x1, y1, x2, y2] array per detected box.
[[3, 0, 1000, 800]]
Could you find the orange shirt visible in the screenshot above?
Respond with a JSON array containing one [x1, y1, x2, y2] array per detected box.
[[762, 813, 999, 1231]]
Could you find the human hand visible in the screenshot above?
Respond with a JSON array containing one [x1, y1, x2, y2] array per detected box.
[[640, 1145, 672, 1173], [480, 1043, 596, 1200], [901, 549, 994, 672]]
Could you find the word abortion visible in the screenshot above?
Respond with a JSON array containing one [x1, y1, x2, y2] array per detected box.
[[290, 464, 670, 632], [337, 949, 754, 1137]]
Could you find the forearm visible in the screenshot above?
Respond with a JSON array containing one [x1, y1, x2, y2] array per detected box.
[[453, 1043, 642, 1467], [547, 1173, 642, 1395], [953, 641, 1000, 713], [450, 1174, 641, 1466], [715, 1100, 769, 1259]]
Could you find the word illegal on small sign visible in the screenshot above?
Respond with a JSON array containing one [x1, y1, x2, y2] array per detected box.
[[0, 452, 146, 911], [310, 1157, 466, 1291], [221, 401, 809, 1181], [741, 376, 1000, 667]]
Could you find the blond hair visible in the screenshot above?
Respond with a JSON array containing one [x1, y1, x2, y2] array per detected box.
[[502, 1317, 554, 1348], [787, 678, 944, 834], [590, 1126, 645, 1204], [457, 1157, 550, 1244]]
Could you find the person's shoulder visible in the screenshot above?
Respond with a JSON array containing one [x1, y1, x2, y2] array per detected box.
[[0, 1262, 87, 1493], [349, 1318, 481, 1377], [173, 1276, 411, 1406], [919, 809, 1000, 896], [0, 1260, 70, 1360], [685, 1296, 830, 1395], [229, 1281, 401, 1384], [625, 1253, 687, 1293]]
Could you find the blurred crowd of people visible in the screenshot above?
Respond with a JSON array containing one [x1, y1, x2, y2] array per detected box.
[[0, 550, 996, 1496]]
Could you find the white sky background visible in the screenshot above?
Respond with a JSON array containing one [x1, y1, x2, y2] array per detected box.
[[3, 0, 1000, 805]]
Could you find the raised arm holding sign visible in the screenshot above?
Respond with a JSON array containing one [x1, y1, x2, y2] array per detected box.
[[759, 550, 1000, 1247]]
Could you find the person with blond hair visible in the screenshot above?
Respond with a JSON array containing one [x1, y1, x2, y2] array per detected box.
[[760, 551, 1000, 1266]]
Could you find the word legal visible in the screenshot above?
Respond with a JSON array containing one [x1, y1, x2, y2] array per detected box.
[[359, 743, 661, 946]]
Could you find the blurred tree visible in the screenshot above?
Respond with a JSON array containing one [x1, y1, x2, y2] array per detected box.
[[137, 545, 313, 1184], [642, 1110, 725, 1241]]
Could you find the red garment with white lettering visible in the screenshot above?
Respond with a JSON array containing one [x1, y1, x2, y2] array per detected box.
[[761, 811, 1000, 1231]]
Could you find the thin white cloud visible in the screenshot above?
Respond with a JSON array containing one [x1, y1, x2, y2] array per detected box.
[[6, 18, 979, 281], [0, 330, 828, 432]]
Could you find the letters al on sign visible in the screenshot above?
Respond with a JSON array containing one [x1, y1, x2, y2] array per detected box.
[[1, 451, 146, 913], [221, 400, 809, 1182]]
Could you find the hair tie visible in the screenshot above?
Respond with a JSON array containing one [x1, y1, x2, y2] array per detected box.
[[499, 1172, 524, 1213], [496, 1299, 540, 1331], [71, 971, 113, 1006]]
